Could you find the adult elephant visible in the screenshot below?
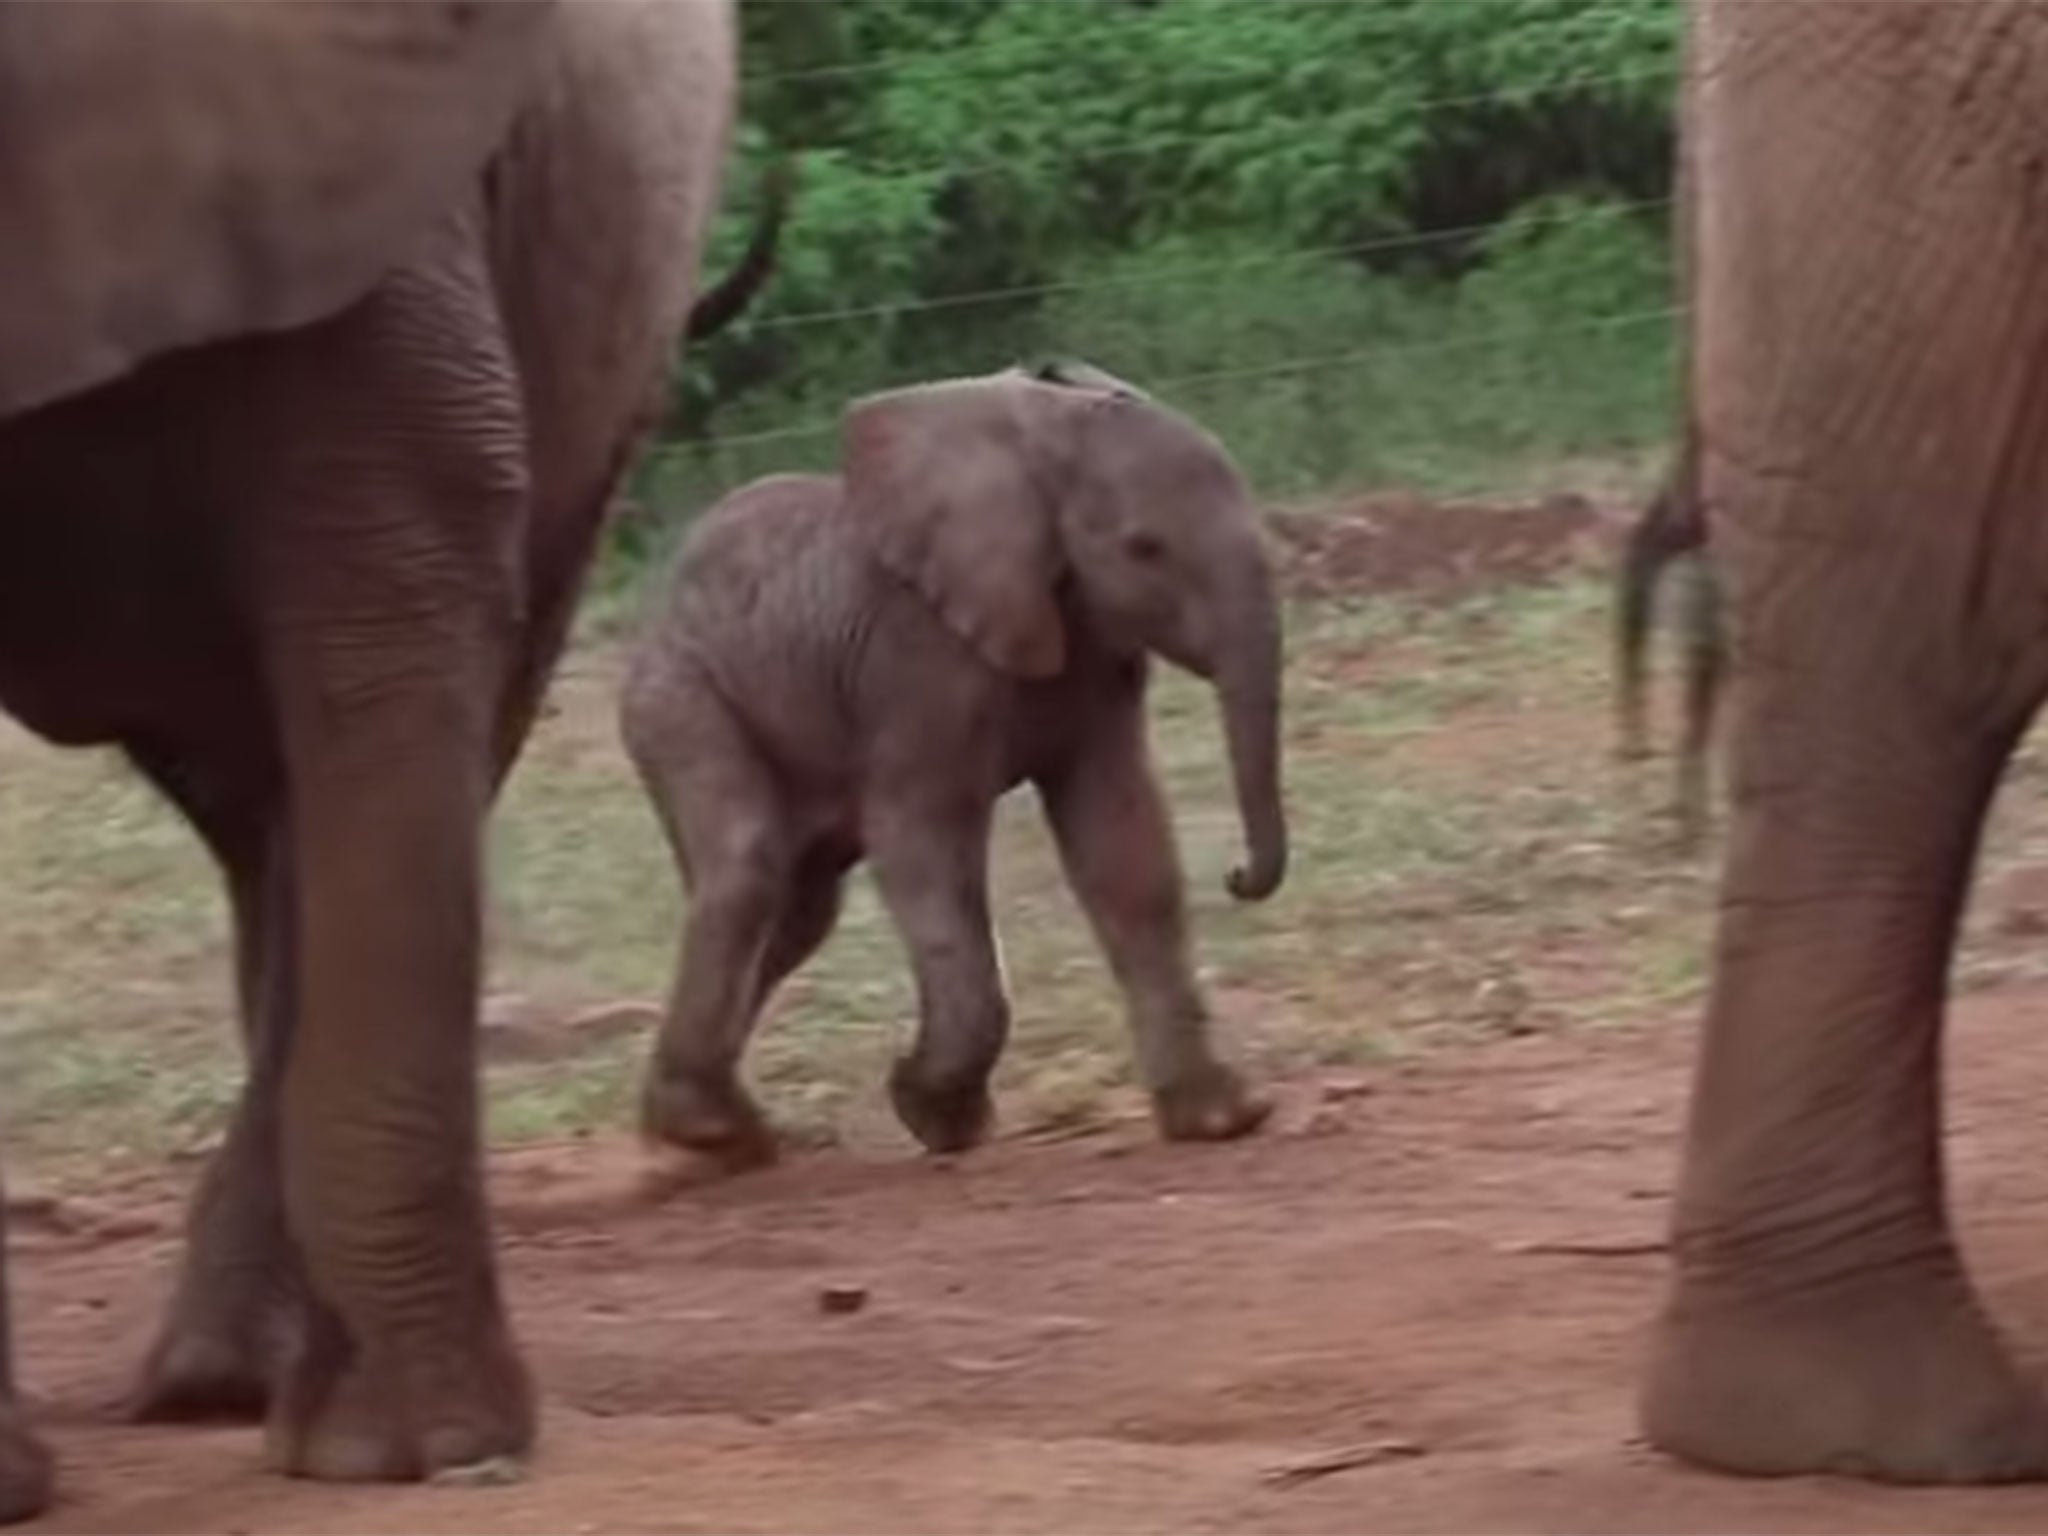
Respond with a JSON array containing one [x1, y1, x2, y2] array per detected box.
[[0, 0, 738, 1517], [1643, 0, 2048, 1483]]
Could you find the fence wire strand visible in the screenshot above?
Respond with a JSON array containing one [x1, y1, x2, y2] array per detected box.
[[655, 303, 1683, 463], [746, 197, 1672, 333], [695, 13, 1681, 502]]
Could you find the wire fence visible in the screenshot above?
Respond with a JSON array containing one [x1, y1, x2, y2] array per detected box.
[[629, 302, 1683, 547], [648, 12, 1685, 525], [656, 303, 1681, 460], [745, 197, 1674, 334]]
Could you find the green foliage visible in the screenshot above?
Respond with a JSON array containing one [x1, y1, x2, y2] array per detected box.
[[1036, 199, 1674, 498], [643, 0, 1683, 540]]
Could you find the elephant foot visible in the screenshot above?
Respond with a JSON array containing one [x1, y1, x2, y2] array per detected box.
[[131, 1164, 302, 1422], [131, 1302, 285, 1423], [1150, 1064, 1271, 1143], [133, 1332, 269, 1424], [888, 1060, 993, 1155], [0, 1404, 51, 1526], [1643, 1263, 2048, 1483], [639, 1067, 779, 1174], [265, 1303, 536, 1483]]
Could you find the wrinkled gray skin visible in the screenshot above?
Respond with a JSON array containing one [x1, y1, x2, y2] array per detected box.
[[1643, 0, 2048, 1485], [0, 1, 737, 1514], [1614, 429, 1723, 848], [621, 367, 1287, 1165]]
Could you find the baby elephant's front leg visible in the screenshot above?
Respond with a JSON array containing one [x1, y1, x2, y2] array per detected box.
[[865, 804, 1008, 1153], [1039, 717, 1269, 1142]]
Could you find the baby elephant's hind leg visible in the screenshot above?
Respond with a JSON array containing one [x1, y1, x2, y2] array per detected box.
[[629, 677, 794, 1172], [865, 801, 1008, 1154]]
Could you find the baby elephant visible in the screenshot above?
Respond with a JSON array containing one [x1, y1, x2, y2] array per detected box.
[[621, 363, 1287, 1167]]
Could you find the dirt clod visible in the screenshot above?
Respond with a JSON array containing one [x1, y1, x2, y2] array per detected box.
[[1318, 1076, 1376, 1104], [818, 1283, 870, 1316], [426, 1456, 528, 1489]]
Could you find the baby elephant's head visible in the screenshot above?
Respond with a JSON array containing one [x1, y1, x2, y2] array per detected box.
[[840, 365, 1286, 902]]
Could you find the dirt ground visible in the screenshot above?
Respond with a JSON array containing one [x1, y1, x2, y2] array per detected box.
[[13, 987, 2048, 1533], [1265, 490, 1615, 603], [22, 484, 2048, 1531]]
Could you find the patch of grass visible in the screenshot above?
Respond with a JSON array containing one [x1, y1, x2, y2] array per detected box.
[[0, 531, 1741, 1188]]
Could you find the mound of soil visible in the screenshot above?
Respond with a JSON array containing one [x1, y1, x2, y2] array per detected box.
[[1266, 492, 1623, 605]]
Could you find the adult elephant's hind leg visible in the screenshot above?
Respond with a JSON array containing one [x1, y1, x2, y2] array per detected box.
[[629, 673, 791, 1172]]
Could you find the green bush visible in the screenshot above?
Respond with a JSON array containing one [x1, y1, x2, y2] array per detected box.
[[626, 0, 1683, 547]]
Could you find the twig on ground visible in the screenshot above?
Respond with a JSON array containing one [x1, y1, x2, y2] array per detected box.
[[1503, 1237, 1667, 1258], [1261, 1438, 1428, 1488]]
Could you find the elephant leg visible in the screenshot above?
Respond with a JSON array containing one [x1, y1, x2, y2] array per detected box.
[[1642, 0, 2048, 1483], [634, 687, 792, 1172], [1038, 711, 1269, 1143], [753, 847, 849, 1011], [247, 236, 533, 1485], [124, 740, 302, 1422], [1641, 658, 2048, 1480], [865, 801, 1006, 1154], [0, 1180, 53, 1526], [264, 678, 531, 1482]]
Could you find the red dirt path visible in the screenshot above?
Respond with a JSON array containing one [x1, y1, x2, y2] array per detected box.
[[19, 986, 2048, 1533]]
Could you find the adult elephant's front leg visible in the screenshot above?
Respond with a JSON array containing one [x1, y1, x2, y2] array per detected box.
[[266, 663, 528, 1481], [249, 229, 533, 1483], [133, 480, 611, 1420]]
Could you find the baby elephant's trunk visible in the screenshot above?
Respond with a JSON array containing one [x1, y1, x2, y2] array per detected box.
[[1216, 561, 1288, 903]]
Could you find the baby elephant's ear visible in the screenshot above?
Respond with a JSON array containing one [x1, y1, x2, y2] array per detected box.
[[841, 374, 1084, 679]]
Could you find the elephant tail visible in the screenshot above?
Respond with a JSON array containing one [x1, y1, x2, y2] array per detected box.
[[686, 154, 797, 343], [1614, 452, 1708, 764], [1672, 548, 1725, 849]]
